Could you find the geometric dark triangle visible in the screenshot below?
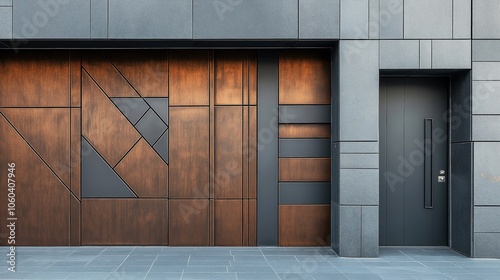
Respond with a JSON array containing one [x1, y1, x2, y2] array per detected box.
[[144, 98, 168, 125], [153, 129, 168, 164], [111, 97, 149, 125], [135, 109, 167, 146], [81, 137, 136, 198]]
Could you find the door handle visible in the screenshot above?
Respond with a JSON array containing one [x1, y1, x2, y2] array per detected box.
[[424, 118, 433, 209]]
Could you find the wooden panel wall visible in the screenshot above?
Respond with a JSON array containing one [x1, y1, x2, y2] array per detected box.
[[213, 51, 257, 246], [0, 50, 331, 247], [278, 50, 332, 246], [0, 51, 78, 246]]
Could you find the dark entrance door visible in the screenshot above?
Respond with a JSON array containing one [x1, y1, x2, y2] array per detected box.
[[380, 78, 448, 246]]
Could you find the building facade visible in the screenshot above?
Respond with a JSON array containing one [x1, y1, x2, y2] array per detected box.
[[0, 0, 499, 258]]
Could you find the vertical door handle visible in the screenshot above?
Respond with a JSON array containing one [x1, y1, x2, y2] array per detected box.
[[424, 118, 433, 209]]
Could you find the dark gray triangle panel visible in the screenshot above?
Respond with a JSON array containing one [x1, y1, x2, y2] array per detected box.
[[135, 109, 167, 145], [111, 98, 149, 125], [81, 137, 136, 198], [144, 98, 168, 125], [153, 129, 168, 164]]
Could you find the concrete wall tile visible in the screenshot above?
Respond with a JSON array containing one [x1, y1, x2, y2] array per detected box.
[[380, 40, 419, 69], [340, 154, 379, 169], [474, 142, 500, 205], [339, 142, 378, 154], [0, 7, 12, 39], [473, 40, 500, 62], [379, 0, 403, 39], [473, 0, 500, 39], [299, 0, 339, 39], [339, 206, 361, 257], [475, 207, 500, 232], [0, 0, 12, 6], [472, 116, 500, 142], [475, 233, 500, 258], [420, 40, 432, 69], [193, 0, 298, 39], [472, 81, 500, 115], [91, 0, 107, 39], [404, 0, 452, 39], [339, 40, 379, 141], [340, 0, 368, 39], [432, 40, 471, 69], [109, 0, 191, 39], [368, 0, 379, 39], [339, 169, 379, 205], [473, 62, 500, 81], [362, 206, 379, 257], [13, 0, 91, 39], [453, 0, 471, 39]]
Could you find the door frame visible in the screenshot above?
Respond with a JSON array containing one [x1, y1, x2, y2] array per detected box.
[[379, 70, 473, 255], [379, 75, 451, 246]]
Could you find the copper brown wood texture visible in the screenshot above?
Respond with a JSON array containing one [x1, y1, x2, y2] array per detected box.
[[115, 139, 169, 198], [1, 108, 71, 187], [279, 124, 331, 139], [279, 158, 331, 182], [82, 70, 141, 167], [279, 205, 331, 246], [0, 51, 71, 107], [107, 51, 169, 97], [169, 50, 210, 105], [0, 114, 71, 245], [82, 52, 139, 98], [169, 199, 209, 245], [82, 199, 168, 245], [212, 51, 258, 245], [169, 107, 210, 198], [279, 50, 331, 105]]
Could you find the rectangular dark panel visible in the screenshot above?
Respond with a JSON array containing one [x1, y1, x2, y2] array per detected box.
[[279, 124, 331, 139], [170, 107, 209, 198], [450, 71, 471, 143], [279, 139, 331, 158], [257, 50, 279, 246], [279, 205, 330, 246], [279, 50, 331, 105], [215, 51, 243, 105], [278, 105, 331, 124], [82, 199, 168, 245], [215, 106, 243, 198], [279, 183, 331, 205], [0, 51, 70, 107], [169, 50, 209, 106], [279, 158, 331, 182], [214, 200, 243, 246], [451, 142, 472, 256], [169, 199, 209, 246], [379, 78, 405, 246]]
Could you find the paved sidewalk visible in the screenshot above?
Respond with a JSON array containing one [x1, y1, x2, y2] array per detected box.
[[0, 246, 499, 280]]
